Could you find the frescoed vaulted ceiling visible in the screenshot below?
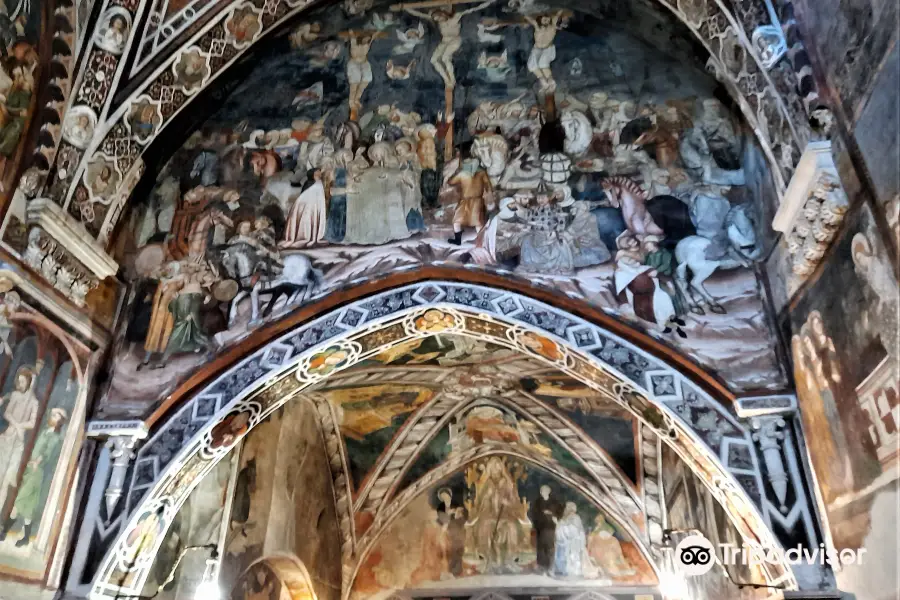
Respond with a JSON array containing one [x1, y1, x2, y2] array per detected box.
[[203, 331, 782, 599], [306, 334, 640, 518]]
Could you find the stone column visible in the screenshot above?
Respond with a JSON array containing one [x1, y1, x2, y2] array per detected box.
[[85, 420, 149, 521], [65, 422, 147, 594], [752, 416, 789, 513], [104, 435, 139, 517]]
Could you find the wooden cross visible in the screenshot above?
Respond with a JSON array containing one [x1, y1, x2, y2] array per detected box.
[[390, 0, 495, 157]]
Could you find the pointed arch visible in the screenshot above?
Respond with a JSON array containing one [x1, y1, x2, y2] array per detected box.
[[87, 280, 798, 599], [231, 554, 319, 600], [49, 0, 810, 246], [344, 390, 642, 524]]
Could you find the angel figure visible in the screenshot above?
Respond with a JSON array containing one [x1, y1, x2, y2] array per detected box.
[[288, 22, 321, 48], [393, 21, 425, 54], [370, 12, 396, 30]]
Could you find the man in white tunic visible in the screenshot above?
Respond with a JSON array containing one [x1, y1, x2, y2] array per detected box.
[[0, 366, 39, 511], [340, 30, 382, 112]]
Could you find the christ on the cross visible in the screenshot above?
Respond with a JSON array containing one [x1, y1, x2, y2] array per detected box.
[[393, 0, 495, 88]]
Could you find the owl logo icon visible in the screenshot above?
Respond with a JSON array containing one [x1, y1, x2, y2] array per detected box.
[[675, 534, 716, 576]]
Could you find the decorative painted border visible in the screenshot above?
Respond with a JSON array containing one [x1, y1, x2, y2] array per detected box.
[[131, 0, 224, 76], [87, 282, 801, 598]]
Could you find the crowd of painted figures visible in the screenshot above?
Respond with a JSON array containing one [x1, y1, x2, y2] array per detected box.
[[356, 456, 652, 592], [124, 1, 761, 370]]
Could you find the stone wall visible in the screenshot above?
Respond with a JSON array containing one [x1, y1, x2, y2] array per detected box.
[[780, 5, 899, 598]]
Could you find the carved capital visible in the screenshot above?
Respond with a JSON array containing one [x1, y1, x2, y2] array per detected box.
[[773, 142, 849, 291], [23, 227, 100, 306], [26, 198, 119, 281], [751, 416, 787, 447], [23, 198, 120, 306], [107, 435, 138, 465]]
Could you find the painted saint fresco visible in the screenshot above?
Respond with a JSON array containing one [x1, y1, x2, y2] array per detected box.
[[109, 0, 786, 414], [352, 456, 656, 598], [789, 203, 899, 553], [0, 276, 90, 580]]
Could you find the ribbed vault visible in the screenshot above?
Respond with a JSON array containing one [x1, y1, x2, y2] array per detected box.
[[86, 283, 799, 599]]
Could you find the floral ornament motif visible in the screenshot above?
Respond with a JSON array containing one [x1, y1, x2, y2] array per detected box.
[[411, 308, 459, 333], [77, 51, 119, 109], [225, 5, 263, 49], [172, 48, 210, 94], [126, 97, 163, 144]]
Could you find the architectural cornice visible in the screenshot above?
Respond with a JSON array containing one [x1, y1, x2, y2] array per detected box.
[[773, 141, 850, 292], [26, 198, 119, 280], [774, 141, 835, 233]]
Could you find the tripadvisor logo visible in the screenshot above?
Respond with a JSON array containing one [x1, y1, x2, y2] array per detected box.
[[675, 534, 716, 576], [673, 532, 868, 576]]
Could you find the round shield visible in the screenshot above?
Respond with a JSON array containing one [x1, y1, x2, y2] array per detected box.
[[213, 279, 239, 302], [134, 244, 166, 278]]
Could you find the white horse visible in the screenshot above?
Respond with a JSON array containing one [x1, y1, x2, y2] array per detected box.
[[674, 205, 759, 315], [561, 109, 593, 157], [223, 246, 322, 325]]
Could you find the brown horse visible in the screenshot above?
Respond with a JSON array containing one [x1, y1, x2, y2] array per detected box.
[[633, 125, 681, 168]]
